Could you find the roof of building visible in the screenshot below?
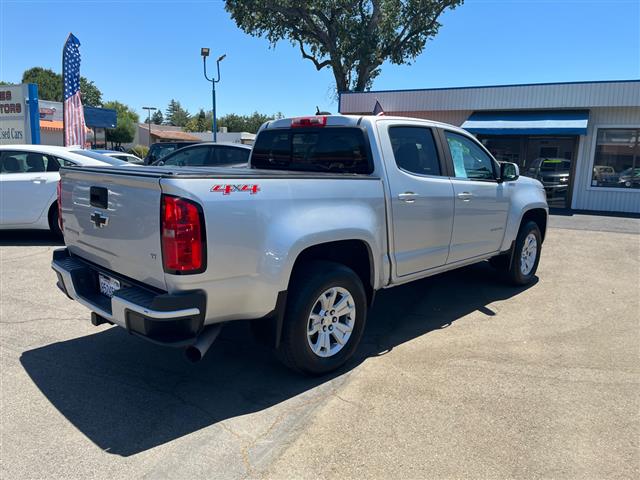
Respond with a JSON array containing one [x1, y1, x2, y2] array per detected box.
[[150, 130, 201, 141], [39, 120, 90, 133], [339, 79, 640, 113]]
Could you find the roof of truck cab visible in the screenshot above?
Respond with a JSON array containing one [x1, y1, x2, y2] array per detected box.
[[262, 114, 468, 133]]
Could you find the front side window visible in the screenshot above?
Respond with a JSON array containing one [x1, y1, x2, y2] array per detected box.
[[251, 128, 372, 174], [591, 128, 639, 188], [445, 131, 496, 180], [162, 146, 210, 167], [389, 126, 441, 176], [0, 151, 59, 174]]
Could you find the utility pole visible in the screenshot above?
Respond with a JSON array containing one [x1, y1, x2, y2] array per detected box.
[[142, 106, 157, 147]]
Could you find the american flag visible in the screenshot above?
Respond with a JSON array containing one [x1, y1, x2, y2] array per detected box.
[[63, 33, 86, 147], [372, 99, 385, 116]]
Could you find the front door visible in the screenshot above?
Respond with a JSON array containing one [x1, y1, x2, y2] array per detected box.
[[0, 151, 59, 226], [379, 122, 455, 277], [442, 130, 509, 263]]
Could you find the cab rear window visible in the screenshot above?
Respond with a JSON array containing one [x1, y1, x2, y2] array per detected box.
[[251, 128, 372, 174]]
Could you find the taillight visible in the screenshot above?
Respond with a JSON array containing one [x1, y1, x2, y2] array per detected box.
[[57, 179, 64, 232], [291, 116, 327, 128], [161, 195, 205, 274]]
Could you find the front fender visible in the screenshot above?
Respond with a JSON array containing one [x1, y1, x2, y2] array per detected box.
[[500, 179, 548, 252]]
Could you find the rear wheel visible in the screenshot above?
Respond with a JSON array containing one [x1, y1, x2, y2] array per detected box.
[[277, 261, 367, 375], [49, 204, 63, 239], [506, 221, 542, 285]]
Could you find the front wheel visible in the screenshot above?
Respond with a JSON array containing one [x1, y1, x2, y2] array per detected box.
[[277, 261, 367, 375], [507, 221, 542, 285]]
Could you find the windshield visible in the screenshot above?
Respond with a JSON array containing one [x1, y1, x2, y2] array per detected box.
[[540, 158, 571, 172], [70, 150, 127, 166], [149, 144, 178, 160]]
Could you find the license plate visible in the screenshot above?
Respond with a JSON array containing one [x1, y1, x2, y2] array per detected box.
[[99, 274, 120, 298]]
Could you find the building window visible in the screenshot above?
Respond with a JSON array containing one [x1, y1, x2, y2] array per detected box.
[[592, 128, 640, 189]]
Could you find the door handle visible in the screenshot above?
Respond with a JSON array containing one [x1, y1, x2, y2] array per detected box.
[[398, 192, 418, 203], [31, 178, 46, 184], [457, 192, 473, 201]]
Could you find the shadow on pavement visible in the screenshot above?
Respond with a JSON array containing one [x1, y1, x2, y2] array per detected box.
[[0, 230, 63, 246], [20, 262, 536, 457]]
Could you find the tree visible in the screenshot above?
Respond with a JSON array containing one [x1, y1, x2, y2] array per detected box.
[[21, 67, 103, 106], [184, 109, 210, 132], [103, 101, 139, 147], [164, 99, 191, 127], [225, 0, 463, 92], [218, 111, 284, 133], [151, 110, 164, 125]]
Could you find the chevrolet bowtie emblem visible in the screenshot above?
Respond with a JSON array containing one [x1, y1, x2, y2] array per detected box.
[[90, 211, 108, 228]]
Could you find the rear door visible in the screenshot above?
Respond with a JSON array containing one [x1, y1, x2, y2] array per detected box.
[[441, 130, 509, 263], [378, 122, 455, 276], [0, 150, 59, 225], [61, 168, 167, 290]]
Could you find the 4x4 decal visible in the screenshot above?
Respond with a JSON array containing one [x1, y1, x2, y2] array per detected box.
[[211, 184, 260, 195]]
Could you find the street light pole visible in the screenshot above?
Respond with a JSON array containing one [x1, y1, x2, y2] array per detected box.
[[142, 106, 157, 147], [201, 48, 226, 143]]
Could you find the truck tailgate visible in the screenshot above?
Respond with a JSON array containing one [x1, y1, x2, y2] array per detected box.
[[60, 168, 167, 290]]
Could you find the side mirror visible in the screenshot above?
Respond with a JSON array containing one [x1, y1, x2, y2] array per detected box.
[[500, 162, 519, 182]]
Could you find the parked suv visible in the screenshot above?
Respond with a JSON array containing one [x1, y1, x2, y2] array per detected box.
[[526, 157, 571, 205]]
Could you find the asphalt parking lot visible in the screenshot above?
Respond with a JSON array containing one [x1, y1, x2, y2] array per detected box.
[[1, 213, 638, 479]]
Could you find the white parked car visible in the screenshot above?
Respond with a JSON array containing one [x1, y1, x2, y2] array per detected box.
[[0, 145, 126, 237]]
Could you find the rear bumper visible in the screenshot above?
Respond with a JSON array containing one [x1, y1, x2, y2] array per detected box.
[[51, 248, 206, 347]]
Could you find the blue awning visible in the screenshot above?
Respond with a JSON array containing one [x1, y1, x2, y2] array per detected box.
[[84, 106, 117, 129], [462, 110, 589, 135]]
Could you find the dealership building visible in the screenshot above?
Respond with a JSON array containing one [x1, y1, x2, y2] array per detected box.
[[339, 80, 640, 214]]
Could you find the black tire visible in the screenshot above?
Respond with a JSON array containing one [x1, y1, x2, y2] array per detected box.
[[506, 221, 542, 286], [49, 204, 63, 239], [277, 260, 367, 375]]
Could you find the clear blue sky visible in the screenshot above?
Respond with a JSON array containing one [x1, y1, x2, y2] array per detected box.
[[1, 0, 638, 119]]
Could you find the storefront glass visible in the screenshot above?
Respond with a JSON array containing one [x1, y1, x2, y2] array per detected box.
[[479, 135, 577, 208], [591, 129, 639, 189]]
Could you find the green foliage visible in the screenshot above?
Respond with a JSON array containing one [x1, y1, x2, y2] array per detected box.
[[103, 101, 139, 146], [184, 109, 210, 132], [129, 144, 149, 159], [218, 111, 284, 133], [79, 77, 103, 107], [165, 99, 191, 127], [21, 67, 103, 106], [225, 0, 463, 92], [0, 80, 15, 86], [151, 110, 164, 125]]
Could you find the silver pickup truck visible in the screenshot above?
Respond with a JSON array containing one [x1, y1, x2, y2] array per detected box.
[[52, 115, 548, 374]]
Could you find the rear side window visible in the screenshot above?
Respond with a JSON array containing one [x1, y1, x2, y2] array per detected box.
[[162, 146, 210, 166], [389, 127, 441, 176], [251, 128, 372, 174]]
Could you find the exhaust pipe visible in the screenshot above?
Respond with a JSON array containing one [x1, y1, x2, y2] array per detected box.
[[185, 324, 223, 363]]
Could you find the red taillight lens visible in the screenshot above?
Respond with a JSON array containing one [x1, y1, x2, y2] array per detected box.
[[161, 195, 205, 273], [291, 116, 327, 128], [57, 179, 64, 232]]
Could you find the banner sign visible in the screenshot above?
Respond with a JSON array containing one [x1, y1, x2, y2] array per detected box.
[[0, 83, 40, 145]]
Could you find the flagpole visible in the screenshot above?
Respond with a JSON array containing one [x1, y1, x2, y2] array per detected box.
[[62, 33, 71, 147]]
